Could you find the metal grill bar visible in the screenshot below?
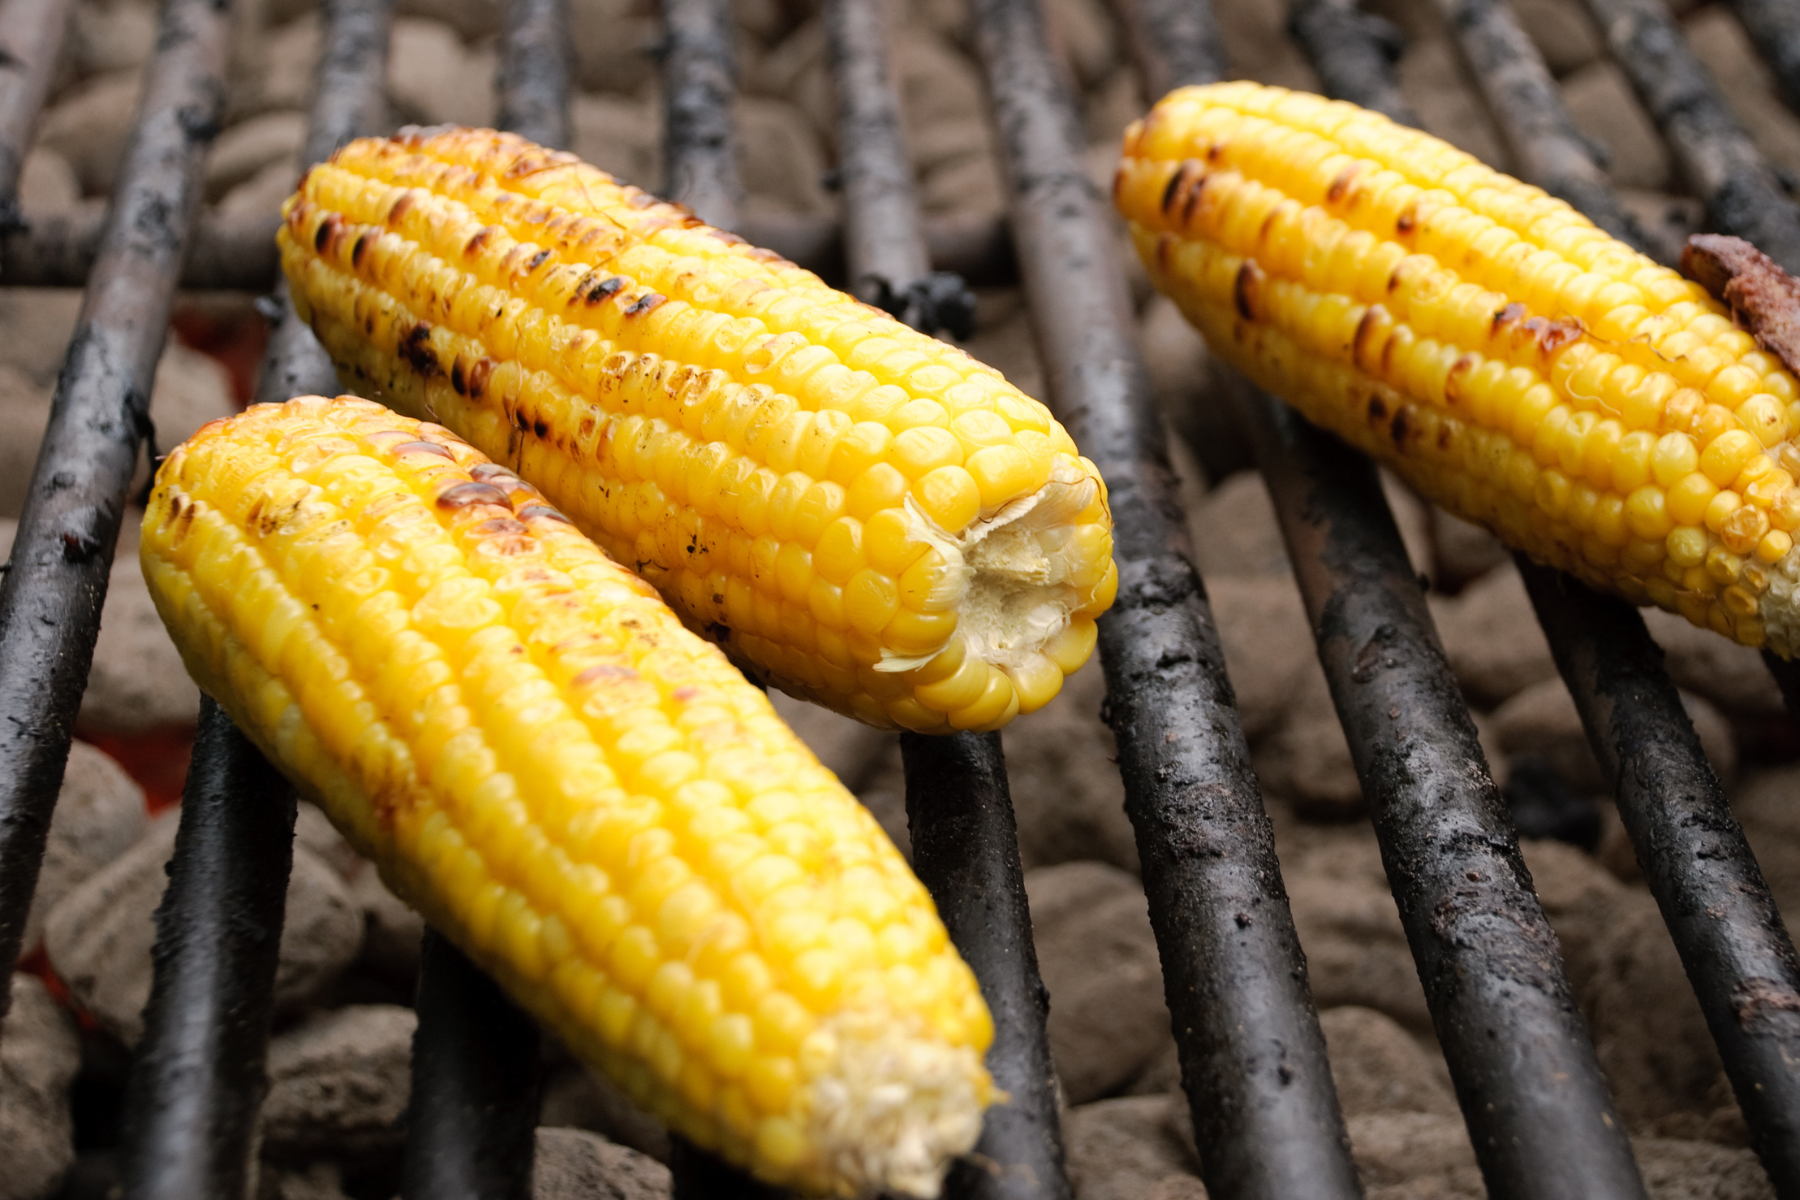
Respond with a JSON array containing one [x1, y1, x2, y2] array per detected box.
[[1521, 561, 1800, 1194], [826, 0, 927, 301], [1583, 0, 1800, 272], [825, 0, 974, 335], [1235, 392, 1648, 1200], [902, 733, 1069, 1200], [2, 208, 285, 289], [662, 0, 740, 229], [1288, 0, 1419, 126], [0, 0, 233, 1027], [1430, 0, 1649, 251], [968, 0, 1362, 1195], [115, 0, 395, 1190], [256, 0, 396, 405], [497, 0, 573, 153], [821, 0, 1063, 1192], [1721, 0, 1800, 117], [1112, 0, 1224, 103], [1289, 8, 1800, 1187], [401, 930, 543, 1200], [116, 700, 299, 1200], [0, 0, 77, 229], [0, 206, 1024, 290]]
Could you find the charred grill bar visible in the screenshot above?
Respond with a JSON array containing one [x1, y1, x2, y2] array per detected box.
[[1521, 562, 1800, 1194], [902, 733, 1070, 1200], [255, 0, 396, 406], [1583, 0, 1800, 273], [0, 0, 234, 1027], [401, 931, 544, 1200], [1292, 6, 1800, 1187], [823, 0, 1067, 1191], [1288, 0, 1420, 127], [1236, 394, 1649, 1200], [115, 700, 300, 1200], [661, 0, 741, 230], [0, 0, 78, 229], [1431, 0, 1651, 252], [496, 0, 574, 154], [970, 0, 1364, 1195]]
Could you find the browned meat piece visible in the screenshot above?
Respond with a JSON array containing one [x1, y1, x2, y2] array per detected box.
[[1680, 233, 1800, 377]]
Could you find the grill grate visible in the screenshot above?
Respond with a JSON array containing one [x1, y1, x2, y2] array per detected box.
[[2, 0, 1800, 1198]]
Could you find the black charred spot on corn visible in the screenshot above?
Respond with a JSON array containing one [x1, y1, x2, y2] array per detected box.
[[400, 323, 439, 377], [1444, 354, 1478, 407], [1352, 305, 1387, 372], [518, 503, 571, 523], [1395, 203, 1417, 237], [1205, 140, 1225, 162], [1437, 423, 1454, 451], [1492, 301, 1528, 333], [1155, 233, 1176, 274], [351, 233, 369, 268], [314, 214, 339, 252], [1181, 174, 1209, 226], [436, 481, 511, 510], [386, 191, 416, 225], [1390, 405, 1413, 449], [1326, 163, 1360, 205], [526, 248, 551, 271], [451, 358, 467, 395], [1368, 394, 1388, 422], [584, 274, 627, 304], [1160, 164, 1189, 215], [1523, 315, 1584, 355], [533, 417, 549, 439], [623, 292, 666, 316], [465, 226, 497, 257], [1234, 259, 1265, 322], [467, 357, 496, 398]]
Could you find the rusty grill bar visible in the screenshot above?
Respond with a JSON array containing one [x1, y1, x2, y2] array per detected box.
[[2, 0, 1800, 1198]]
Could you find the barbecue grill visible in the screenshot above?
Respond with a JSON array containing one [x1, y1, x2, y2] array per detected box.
[[2, 0, 1800, 1196]]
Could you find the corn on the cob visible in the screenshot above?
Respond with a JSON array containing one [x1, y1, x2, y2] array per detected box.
[[140, 396, 993, 1197], [1116, 81, 1800, 655], [276, 127, 1115, 732]]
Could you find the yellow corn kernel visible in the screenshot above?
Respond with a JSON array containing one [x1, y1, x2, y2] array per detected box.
[[1667, 527, 1709, 568], [280, 127, 1113, 730], [141, 398, 993, 1197], [1118, 81, 1800, 655]]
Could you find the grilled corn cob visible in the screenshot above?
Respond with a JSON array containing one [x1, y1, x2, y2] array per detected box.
[[276, 127, 1114, 732], [1117, 81, 1800, 655], [140, 396, 993, 1197]]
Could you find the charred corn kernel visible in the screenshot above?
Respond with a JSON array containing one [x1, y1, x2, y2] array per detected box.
[[1118, 81, 1800, 654], [280, 128, 1112, 731], [142, 397, 993, 1197]]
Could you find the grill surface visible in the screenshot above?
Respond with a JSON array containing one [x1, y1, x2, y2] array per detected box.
[[4, 0, 1800, 1198]]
